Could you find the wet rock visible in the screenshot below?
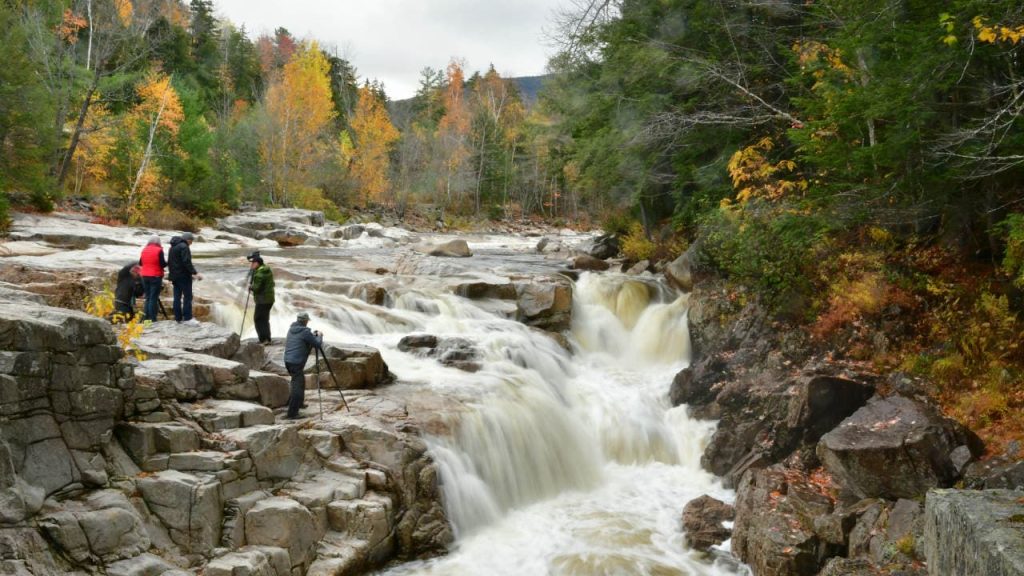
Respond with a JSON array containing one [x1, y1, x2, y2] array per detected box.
[[817, 395, 982, 499], [137, 470, 223, 555], [313, 343, 392, 390], [265, 228, 311, 247], [453, 280, 517, 300], [134, 321, 240, 359], [924, 488, 1024, 576], [664, 241, 709, 292], [626, 259, 650, 275], [572, 254, 610, 271], [515, 280, 573, 332], [536, 237, 565, 253], [397, 334, 481, 372], [732, 465, 837, 576], [682, 495, 735, 552], [427, 239, 472, 258], [335, 224, 366, 240], [583, 234, 619, 259], [702, 372, 874, 486]]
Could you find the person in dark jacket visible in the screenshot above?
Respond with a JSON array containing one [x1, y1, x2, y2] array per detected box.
[[139, 236, 166, 322], [113, 263, 143, 317], [283, 312, 322, 419], [167, 232, 202, 324], [247, 252, 275, 344]]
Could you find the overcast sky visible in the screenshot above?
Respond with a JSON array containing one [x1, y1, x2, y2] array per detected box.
[[213, 0, 569, 100]]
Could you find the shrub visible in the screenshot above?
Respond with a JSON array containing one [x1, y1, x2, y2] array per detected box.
[[85, 289, 146, 361], [293, 187, 344, 223], [138, 205, 201, 232], [998, 213, 1024, 288], [621, 222, 656, 261], [0, 191, 9, 235], [701, 205, 829, 308], [601, 210, 633, 236]]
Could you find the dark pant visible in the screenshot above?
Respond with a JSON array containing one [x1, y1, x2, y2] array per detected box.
[[285, 361, 306, 418], [114, 301, 133, 318], [171, 277, 194, 322], [142, 277, 162, 322], [254, 302, 273, 343]]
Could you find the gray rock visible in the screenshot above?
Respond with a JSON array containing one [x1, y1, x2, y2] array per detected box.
[[583, 234, 619, 259], [337, 224, 366, 240], [818, 396, 982, 499], [924, 489, 1024, 576], [104, 553, 182, 576], [427, 239, 472, 258], [682, 494, 735, 552], [134, 321, 240, 359], [453, 280, 517, 300], [251, 371, 290, 408], [205, 546, 290, 576], [223, 425, 303, 480], [137, 470, 223, 555], [265, 229, 311, 247], [327, 494, 395, 563], [244, 497, 320, 569]]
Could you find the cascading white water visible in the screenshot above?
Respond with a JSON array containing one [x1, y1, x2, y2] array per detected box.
[[377, 273, 746, 576]]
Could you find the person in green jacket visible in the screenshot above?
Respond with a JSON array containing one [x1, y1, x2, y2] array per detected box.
[[247, 251, 275, 344]]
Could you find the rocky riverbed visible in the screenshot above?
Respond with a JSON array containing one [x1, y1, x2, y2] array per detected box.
[[1, 209, 1021, 576]]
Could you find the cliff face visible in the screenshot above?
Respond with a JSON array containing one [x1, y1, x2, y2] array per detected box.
[[674, 273, 1022, 576], [0, 285, 451, 576]]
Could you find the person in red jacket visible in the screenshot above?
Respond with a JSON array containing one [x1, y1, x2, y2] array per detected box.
[[139, 236, 166, 322]]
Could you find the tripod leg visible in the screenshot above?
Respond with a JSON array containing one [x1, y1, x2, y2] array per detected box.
[[315, 347, 324, 420]]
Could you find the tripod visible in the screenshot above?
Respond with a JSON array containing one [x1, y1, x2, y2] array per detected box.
[[239, 268, 253, 336], [313, 345, 351, 419]]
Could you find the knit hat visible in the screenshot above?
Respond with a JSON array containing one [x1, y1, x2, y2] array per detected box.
[[181, 232, 194, 242], [147, 235, 160, 245], [296, 312, 310, 322]]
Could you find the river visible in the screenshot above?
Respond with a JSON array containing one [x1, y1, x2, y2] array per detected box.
[[4, 213, 748, 576]]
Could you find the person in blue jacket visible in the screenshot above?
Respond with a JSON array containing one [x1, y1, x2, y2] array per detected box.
[[283, 312, 322, 419]]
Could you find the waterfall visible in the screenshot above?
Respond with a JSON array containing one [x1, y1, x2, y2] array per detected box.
[[198, 251, 742, 576], [381, 272, 744, 576]]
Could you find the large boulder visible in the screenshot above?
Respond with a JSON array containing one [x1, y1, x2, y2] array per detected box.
[[136, 470, 223, 556], [265, 229, 311, 247], [682, 495, 735, 552], [701, 372, 875, 485], [732, 466, 838, 576], [205, 546, 290, 576], [664, 240, 708, 292], [515, 280, 573, 333], [312, 343, 392, 390], [583, 234, 619, 259], [39, 490, 149, 564], [244, 497, 320, 570], [222, 424, 303, 481], [817, 396, 982, 499], [924, 489, 1024, 576], [572, 254, 610, 271], [427, 239, 472, 258]]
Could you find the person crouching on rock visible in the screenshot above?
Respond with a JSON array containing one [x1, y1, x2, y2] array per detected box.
[[113, 263, 143, 318], [247, 251, 275, 344], [284, 312, 322, 419], [168, 232, 202, 325], [139, 236, 166, 323]]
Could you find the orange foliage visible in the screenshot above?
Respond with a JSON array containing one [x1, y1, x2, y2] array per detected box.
[[260, 41, 337, 204], [114, 0, 133, 27], [121, 73, 184, 223], [436, 59, 471, 199], [348, 86, 399, 206], [58, 9, 87, 44]]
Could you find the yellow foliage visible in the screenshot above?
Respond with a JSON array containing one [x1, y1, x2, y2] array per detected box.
[[727, 137, 807, 203], [973, 16, 1024, 44], [132, 74, 184, 136], [621, 223, 655, 261], [348, 86, 399, 206], [85, 289, 147, 361], [114, 0, 133, 27], [261, 41, 337, 204]]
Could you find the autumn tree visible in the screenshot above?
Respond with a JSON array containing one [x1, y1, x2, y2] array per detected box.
[[109, 72, 184, 223], [258, 40, 337, 205], [436, 59, 472, 207], [347, 85, 399, 206]]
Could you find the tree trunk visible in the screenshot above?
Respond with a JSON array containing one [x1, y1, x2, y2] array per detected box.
[[56, 68, 101, 186], [128, 80, 172, 211]]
